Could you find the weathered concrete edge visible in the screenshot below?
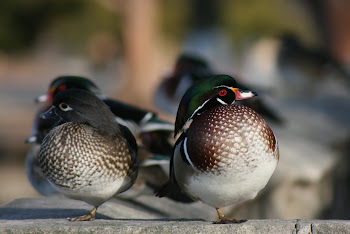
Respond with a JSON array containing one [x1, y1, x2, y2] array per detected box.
[[295, 219, 350, 234], [1, 219, 350, 234]]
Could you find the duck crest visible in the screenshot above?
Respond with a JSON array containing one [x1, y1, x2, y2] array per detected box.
[[50, 76, 101, 97], [175, 75, 238, 136]]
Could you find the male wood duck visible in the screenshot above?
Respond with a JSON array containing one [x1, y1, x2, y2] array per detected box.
[[26, 76, 173, 196], [157, 75, 279, 224], [154, 53, 283, 124], [39, 89, 138, 221]]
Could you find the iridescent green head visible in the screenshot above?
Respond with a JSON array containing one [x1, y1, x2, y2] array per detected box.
[[174, 75, 257, 136]]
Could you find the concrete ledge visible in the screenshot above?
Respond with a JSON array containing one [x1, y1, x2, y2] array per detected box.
[[2, 219, 350, 234], [1, 195, 350, 233]]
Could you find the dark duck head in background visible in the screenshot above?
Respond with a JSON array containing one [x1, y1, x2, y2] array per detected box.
[[154, 53, 283, 124]]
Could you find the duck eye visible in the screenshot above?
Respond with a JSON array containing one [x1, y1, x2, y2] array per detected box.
[[219, 89, 227, 96], [59, 103, 72, 111], [57, 84, 67, 92]]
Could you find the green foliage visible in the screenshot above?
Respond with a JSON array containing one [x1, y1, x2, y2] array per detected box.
[[0, 0, 51, 52], [49, 0, 121, 53], [219, 0, 315, 46], [0, 0, 121, 53], [0, 0, 315, 53], [159, 0, 190, 41]]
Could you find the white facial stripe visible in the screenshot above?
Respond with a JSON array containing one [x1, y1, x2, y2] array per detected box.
[[183, 137, 195, 169], [189, 98, 210, 120], [216, 97, 228, 105], [213, 85, 231, 90]]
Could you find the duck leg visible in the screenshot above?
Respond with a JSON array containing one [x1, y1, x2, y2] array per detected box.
[[67, 206, 98, 221], [214, 208, 247, 224]]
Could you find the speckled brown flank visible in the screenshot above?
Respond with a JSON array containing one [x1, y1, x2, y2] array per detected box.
[[185, 104, 278, 172], [39, 123, 132, 190], [252, 110, 277, 153]]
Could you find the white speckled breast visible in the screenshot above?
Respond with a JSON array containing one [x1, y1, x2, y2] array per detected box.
[[175, 104, 279, 208], [39, 122, 135, 206]]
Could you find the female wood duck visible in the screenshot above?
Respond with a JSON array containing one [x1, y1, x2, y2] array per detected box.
[[35, 76, 174, 148], [157, 75, 279, 224], [39, 89, 138, 221], [154, 53, 283, 124], [26, 76, 173, 196]]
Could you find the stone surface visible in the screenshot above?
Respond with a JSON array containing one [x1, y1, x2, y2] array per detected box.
[[295, 219, 350, 234], [1, 196, 350, 233], [0, 219, 297, 234]]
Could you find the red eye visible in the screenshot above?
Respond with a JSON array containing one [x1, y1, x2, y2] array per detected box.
[[219, 89, 227, 96], [57, 84, 67, 92]]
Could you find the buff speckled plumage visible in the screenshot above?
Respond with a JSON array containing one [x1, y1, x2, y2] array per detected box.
[[40, 123, 132, 191], [38, 89, 138, 221]]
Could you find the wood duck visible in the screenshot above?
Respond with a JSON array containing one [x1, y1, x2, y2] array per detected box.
[[157, 75, 279, 224], [277, 34, 350, 93], [241, 34, 350, 98], [154, 53, 283, 124], [34, 76, 174, 149], [26, 76, 173, 196], [39, 89, 138, 221]]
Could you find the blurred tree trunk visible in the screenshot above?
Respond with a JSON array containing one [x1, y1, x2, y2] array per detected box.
[[324, 0, 350, 65], [119, 0, 160, 107], [307, 0, 350, 65]]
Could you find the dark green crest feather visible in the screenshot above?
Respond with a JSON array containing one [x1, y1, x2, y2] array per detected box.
[[50, 76, 102, 98]]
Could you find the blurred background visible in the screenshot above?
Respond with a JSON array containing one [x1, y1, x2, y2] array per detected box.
[[1, 0, 350, 220]]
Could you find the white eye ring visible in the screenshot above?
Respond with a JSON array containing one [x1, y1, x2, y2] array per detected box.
[[59, 103, 73, 111]]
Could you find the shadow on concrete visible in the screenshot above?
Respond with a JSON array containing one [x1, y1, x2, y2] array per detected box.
[[0, 208, 113, 220], [110, 218, 206, 222], [0, 207, 206, 222]]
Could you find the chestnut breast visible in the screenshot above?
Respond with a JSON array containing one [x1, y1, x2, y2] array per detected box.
[[185, 104, 278, 173]]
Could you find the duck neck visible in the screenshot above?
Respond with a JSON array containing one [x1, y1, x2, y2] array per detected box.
[[86, 111, 121, 137]]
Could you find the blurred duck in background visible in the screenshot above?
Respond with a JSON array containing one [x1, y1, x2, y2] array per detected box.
[[26, 76, 174, 197], [240, 34, 350, 98], [154, 53, 283, 124]]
